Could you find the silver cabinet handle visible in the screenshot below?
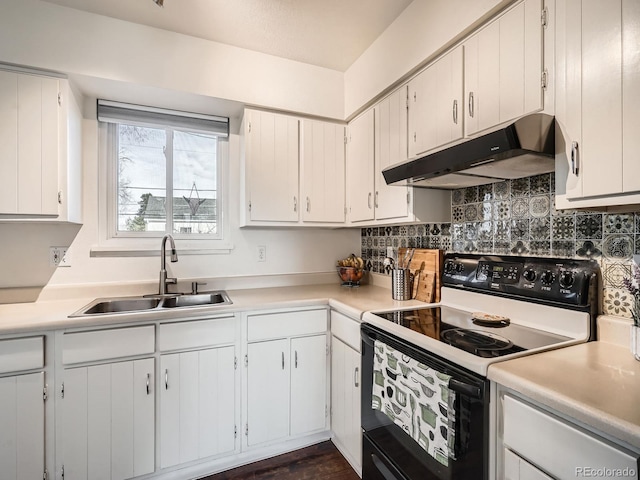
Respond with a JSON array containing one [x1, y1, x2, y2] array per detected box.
[[164, 369, 168, 390], [413, 132, 417, 142], [453, 99, 458, 124], [295, 351, 298, 368], [354, 367, 359, 387], [146, 373, 151, 395], [375, 191, 379, 208], [281, 352, 285, 370], [306, 197, 310, 212], [571, 141, 579, 175], [293, 196, 297, 212], [468, 92, 474, 118], [368, 192, 372, 209]]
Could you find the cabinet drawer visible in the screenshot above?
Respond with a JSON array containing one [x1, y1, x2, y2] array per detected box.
[[503, 394, 639, 478], [159, 316, 235, 352], [0, 336, 43, 374], [247, 309, 327, 342], [330, 310, 360, 352], [63, 326, 155, 365]]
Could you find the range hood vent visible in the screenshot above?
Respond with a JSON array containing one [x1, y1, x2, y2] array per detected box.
[[382, 113, 555, 189]]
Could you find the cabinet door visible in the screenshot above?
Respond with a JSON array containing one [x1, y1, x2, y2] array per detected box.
[[0, 72, 59, 216], [301, 120, 346, 223], [160, 346, 236, 468], [504, 449, 553, 480], [346, 109, 375, 223], [408, 64, 437, 157], [499, 0, 544, 124], [466, 21, 500, 136], [290, 334, 327, 436], [435, 46, 464, 147], [622, 0, 640, 193], [245, 109, 299, 222], [331, 336, 361, 471], [247, 339, 290, 445], [0, 372, 44, 480], [61, 359, 155, 480], [375, 87, 410, 221]]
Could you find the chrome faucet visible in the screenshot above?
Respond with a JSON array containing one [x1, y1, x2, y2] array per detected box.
[[159, 234, 178, 295]]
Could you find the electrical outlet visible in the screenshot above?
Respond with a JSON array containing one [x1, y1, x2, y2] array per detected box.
[[59, 247, 71, 267], [257, 245, 266, 262], [49, 246, 71, 267], [386, 246, 394, 258]]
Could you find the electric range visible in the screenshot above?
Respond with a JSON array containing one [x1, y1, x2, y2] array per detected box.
[[360, 253, 600, 480]]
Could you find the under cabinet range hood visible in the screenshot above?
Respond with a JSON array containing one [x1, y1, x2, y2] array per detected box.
[[383, 113, 555, 189]]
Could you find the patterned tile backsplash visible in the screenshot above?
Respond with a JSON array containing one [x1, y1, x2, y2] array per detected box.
[[360, 173, 640, 318]]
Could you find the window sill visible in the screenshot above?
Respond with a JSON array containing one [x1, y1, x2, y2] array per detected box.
[[90, 239, 233, 257]]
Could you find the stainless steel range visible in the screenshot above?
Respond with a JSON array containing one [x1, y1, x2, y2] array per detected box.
[[360, 253, 600, 480]]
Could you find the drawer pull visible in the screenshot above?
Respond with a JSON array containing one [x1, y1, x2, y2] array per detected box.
[[146, 373, 151, 395], [164, 369, 169, 390]]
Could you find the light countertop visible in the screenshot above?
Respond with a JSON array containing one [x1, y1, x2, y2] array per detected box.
[[488, 341, 640, 450], [0, 283, 426, 335]]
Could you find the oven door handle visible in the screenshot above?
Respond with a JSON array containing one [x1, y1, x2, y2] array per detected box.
[[449, 378, 482, 399], [371, 453, 403, 480]]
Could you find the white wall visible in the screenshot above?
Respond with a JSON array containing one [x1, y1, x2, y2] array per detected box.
[[45, 118, 360, 289], [0, 0, 344, 120], [344, 0, 512, 117]]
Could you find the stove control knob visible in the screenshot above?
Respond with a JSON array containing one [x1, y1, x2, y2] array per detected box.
[[455, 263, 465, 273], [444, 261, 454, 273], [540, 270, 556, 285], [523, 269, 536, 282], [559, 270, 575, 288]]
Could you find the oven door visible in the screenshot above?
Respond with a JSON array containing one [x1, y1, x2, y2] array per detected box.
[[361, 323, 489, 480]]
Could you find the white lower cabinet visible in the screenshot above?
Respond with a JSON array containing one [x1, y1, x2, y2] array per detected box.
[[0, 372, 45, 480], [61, 359, 155, 480], [246, 334, 328, 446], [331, 337, 361, 472], [290, 335, 329, 436], [160, 346, 236, 468], [498, 391, 640, 480], [504, 448, 553, 480], [245, 308, 328, 447], [330, 310, 362, 474]]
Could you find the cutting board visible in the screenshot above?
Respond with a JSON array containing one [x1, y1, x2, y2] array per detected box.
[[397, 248, 444, 303]]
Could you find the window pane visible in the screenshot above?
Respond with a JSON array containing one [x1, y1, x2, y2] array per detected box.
[[173, 131, 218, 235], [117, 125, 167, 232]]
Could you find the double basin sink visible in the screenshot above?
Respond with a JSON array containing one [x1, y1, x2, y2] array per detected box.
[[70, 291, 232, 317]]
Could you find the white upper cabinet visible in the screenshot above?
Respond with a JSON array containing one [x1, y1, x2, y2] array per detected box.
[[346, 109, 375, 223], [347, 100, 451, 226], [301, 120, 346, 223], [375, 87, 410, 221], [241, 108, 347, 226], [0, 71, 60, 217], [242, 108, 300, 224], [465, 0, 544, 137], [408, 45, 463, 157], [556, 0, 640, 208]]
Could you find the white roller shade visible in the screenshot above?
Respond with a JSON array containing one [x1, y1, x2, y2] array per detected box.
[[97, 99, 229, 137]]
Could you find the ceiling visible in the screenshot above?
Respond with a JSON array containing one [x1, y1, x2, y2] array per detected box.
[[42, 0, 413, 72]]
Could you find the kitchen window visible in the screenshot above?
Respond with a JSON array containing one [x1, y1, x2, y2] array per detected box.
[[95, 100, 231, 255]]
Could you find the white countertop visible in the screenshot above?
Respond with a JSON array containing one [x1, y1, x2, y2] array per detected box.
[[488, 341, 640, 450], [3, 281, 639, 452], [0, 283, 426, 334]]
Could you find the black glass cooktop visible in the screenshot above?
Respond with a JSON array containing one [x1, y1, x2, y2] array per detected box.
[[374, 307, 525, 358]]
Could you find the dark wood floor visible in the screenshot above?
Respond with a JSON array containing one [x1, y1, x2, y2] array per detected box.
[[200, 441, 360, 480]]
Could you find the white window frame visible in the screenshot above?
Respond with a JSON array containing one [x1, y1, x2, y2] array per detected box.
[[93, 113, 233, 257]]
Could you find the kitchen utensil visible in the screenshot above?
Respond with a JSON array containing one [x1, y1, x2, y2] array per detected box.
[[392, 268, 412, 300]]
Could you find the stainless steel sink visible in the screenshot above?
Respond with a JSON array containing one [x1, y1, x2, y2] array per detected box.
[[70, 291, 232, 317], [79, 297, 162, 315], [161, 291, 232, 308]]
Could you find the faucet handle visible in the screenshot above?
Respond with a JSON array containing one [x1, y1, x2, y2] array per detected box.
[[191, 282, 207, 294]]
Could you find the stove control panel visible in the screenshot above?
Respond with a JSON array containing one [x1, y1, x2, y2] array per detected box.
[[442, 253, 599, 307]]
